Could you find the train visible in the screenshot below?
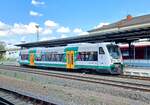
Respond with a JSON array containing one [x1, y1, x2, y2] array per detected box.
[[120, 42, 150, 67], [18, 43, 124, 74]]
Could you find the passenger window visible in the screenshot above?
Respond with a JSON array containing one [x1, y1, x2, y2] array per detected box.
[[35, 54, 41, 61], [38, 52, 65, 62], [21, 54, 28, 60], [99, 47, 105, 54], [77, 51, 98, 61]]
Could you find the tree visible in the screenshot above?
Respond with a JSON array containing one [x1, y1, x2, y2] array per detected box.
[[0, 42, 5, 60]]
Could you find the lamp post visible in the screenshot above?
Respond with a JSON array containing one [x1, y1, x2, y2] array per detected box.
[[35, 24, 39, 41]]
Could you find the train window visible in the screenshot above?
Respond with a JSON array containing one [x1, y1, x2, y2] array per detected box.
[[77, 51, 98, 61], [40, 52, 65, 62], [93, 52, 98, 61], [99, 47, 104, 54], [107, 45, 121, 59], [41, 54, 45, 61], [36, 54, 41, 61], [21, 54, 28, 60], [60, 54, 63, 61]]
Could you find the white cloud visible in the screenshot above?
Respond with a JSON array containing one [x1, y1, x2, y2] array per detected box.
[[0, 21, 10, 30], [94, 22, 109, 29], [73, 28, 83, 33], [0, 19, 90, 44], [21, 36, 26, 42], [1, 39, 18, 46], [42, 28, 52, 35], [0, 30, 9, 36], [40, 36, 56, 41], [0, 21, 10, 36], [61, 34, 67, 38], [73, 28, 89, 36], [78, 31, 89, 36], [0, 22, 42, 36], [11, 22, 39, 35], [30, 11, 43, 17], [31, 0, 45, 6], [44, 20, 58, 28], [57, 27, 70, 33]]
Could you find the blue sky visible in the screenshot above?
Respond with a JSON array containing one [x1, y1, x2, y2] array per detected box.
[[0, 0, 150, 45]]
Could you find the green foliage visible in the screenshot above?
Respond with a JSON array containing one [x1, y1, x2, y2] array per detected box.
[[0, 43, 5, 60]]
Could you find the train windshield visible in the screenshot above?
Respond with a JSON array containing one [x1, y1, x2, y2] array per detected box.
[[107, 45, 121, 59]]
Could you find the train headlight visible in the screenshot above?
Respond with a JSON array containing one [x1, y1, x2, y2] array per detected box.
[[111, 59, 120, 63], [111, 59, 115, 63]]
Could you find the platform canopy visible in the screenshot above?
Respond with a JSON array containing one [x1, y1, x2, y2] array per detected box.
[[16, 14, 150, 48]]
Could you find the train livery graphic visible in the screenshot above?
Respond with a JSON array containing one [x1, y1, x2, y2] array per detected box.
[[19, 43, 123, 74]]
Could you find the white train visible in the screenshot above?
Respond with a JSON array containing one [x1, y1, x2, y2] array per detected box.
[[19, 43, 123, 74]]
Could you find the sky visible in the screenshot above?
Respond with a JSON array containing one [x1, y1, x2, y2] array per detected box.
[[0, 0, 150, 46]]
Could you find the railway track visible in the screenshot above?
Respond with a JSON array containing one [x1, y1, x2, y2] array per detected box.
[[118, 75, 150, 81], [0, 88, 55, 105], [0, 65, 150, 93], [1, 64, 150, 81]]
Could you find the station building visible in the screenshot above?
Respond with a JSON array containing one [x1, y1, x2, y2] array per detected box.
[[0, 42, 19, 62]]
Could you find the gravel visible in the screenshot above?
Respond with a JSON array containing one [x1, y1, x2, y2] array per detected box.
[[0, 67, 150, 105], [1, 65, 150, 85]]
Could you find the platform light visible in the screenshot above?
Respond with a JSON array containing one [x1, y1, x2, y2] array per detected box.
[[35, 24, 39, 41]]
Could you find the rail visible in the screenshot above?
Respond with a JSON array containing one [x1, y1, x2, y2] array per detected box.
[[0, 88, 55, 105], [0, 65, 150, 92]]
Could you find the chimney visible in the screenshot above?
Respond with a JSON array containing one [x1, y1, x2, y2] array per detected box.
[[126, 15, 132, 21]]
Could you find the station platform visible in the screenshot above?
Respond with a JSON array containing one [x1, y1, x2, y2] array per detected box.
[[124, 67, 150, 77], [123, 60, 150, 67]]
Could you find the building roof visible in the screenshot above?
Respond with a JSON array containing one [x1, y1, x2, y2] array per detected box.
[[88, 14, 150, 33]]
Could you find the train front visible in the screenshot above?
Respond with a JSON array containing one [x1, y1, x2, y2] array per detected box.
[[107, 44, 124, 74]]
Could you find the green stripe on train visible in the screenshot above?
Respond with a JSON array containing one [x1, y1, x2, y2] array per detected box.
[[35, 62, 113, 70], [75, 65, 113, 69], [19, 61, 116, 70], [35, 62, 66, 68]]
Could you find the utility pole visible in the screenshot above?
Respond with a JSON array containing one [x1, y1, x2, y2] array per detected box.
[[35, 25, 39, 41]]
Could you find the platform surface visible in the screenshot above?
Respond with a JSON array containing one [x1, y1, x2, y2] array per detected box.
[[124, 67, 150, 77]]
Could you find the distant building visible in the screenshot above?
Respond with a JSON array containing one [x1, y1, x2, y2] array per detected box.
[[0, 42, 20, 60]]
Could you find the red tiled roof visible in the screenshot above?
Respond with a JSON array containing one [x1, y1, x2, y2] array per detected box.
[[88, 14, 150, 32]]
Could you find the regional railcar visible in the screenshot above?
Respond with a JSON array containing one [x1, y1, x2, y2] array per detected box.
[[19, 43, 123, 74]]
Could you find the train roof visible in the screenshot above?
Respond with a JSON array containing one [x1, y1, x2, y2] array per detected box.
[[20, 43, 118, 52]]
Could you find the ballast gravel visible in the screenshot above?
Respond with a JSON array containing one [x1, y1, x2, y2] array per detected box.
[[0, 69, 150, 105]]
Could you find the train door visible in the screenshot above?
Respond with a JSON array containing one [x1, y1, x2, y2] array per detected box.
[[98, 47, 106, 66], [66, 51, 74, 69], [30, 53, 35, 66]]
